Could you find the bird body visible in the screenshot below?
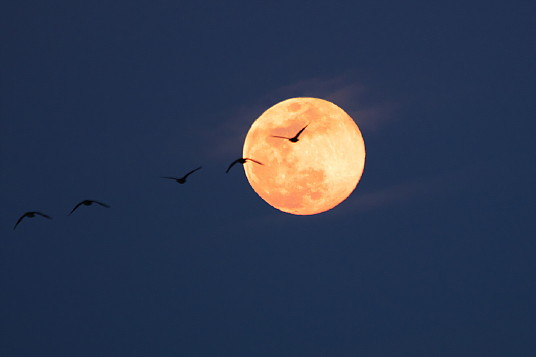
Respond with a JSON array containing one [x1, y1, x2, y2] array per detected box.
[[271, 124, 309, 142], [69, 200, 110, 215], [13, 211, 52, 230], [226, 158, 263, 173], [162, 166, 202, 184]]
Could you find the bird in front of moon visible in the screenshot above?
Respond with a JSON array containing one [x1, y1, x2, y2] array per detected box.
[[13, 211, 52, 230], [271, 124, 309, 143], [68, 200, 110, 215], [162, 166, 202, 184], [226, 158, 264, 173], [243, 97, 366, 215]]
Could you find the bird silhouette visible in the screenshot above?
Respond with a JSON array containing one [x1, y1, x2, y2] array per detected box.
[[271, 124, 309, 142], [68, 200, 110, 215], [161, 166, 202, 184], [13, 211, 52, 230], [226, 158, 264, 173]]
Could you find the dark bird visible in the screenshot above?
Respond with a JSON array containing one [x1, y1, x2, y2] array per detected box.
[[68, 200, 110, 216], [271, 124, 309, 142], [161, 166, 202, 184], [226, 158, 264, 173], [13, 211, 52, 230]]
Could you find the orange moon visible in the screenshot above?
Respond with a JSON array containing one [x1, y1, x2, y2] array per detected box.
[[243, 97, 366, 215]]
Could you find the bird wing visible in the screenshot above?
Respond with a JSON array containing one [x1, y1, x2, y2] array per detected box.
[[161, 176, 178, 180], [35, 212, 52, 219], [246, 158, 264, 166], [271, 135, 290, 139], [92, 201, 110, 208], [294, 124, 309, 138], [69, 202, 84, 215], [226, 160, 240, 173], [13, 214, 26, 230], [183, 166, 202, 179]]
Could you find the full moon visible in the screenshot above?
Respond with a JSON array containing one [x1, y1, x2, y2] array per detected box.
[[243, 97, 366, 215]]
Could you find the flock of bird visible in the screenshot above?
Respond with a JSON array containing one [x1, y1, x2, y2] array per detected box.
[[12, 124, 310, 230], [13, 200, 110, 231]]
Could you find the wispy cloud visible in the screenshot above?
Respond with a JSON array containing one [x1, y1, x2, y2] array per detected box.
[[338, 163, 490, 215], [202, 103, 267, 160], [260, 75, 398, 133], [213, 175, 443, 231], [205, 73, 398, 160], [212, 163, 492, 231], [343, 180, 434, 213]]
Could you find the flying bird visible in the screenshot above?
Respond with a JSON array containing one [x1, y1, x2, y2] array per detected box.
[[271, 124, 309, 143], [68, 200, 110, 215], [226, 158, 264, 173], [13, 211, 52, 230], [161, 166, 202, 184]]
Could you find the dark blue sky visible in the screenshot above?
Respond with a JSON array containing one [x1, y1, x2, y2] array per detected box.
[[1, 1, 535, 356]]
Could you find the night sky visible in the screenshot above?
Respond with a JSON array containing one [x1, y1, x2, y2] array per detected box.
[[1, 1, 535, 356]]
